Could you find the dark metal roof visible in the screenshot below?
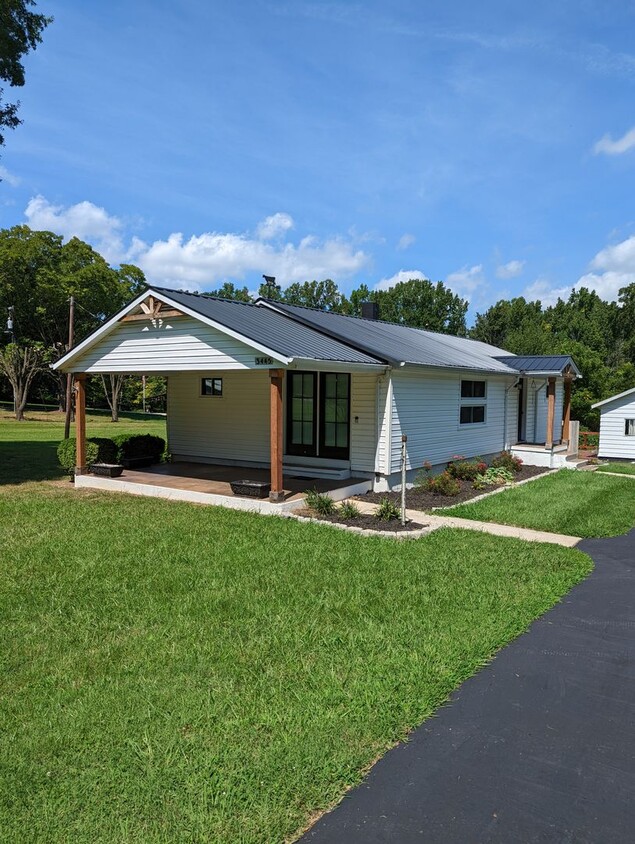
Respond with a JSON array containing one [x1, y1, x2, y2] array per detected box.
[[258, 300, 518, 374], [495, 355, 581, 376], [151, 287, 382, 364]]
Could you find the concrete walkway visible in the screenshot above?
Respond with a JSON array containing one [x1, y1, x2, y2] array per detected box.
[[302, 528, 635, 843], [354, 500, 582, 547]]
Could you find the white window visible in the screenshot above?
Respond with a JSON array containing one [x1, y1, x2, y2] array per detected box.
[[625, 419, 635, 436], [460, 380, 487, 425]]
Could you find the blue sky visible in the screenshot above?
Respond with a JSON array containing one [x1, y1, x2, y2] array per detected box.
[[2, 0, 635, 318]]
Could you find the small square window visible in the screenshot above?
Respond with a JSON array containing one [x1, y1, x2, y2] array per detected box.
[[201, 377, 222, 397], [460, 405, 486, 425], [625, 419, 635, 436], [461, 380, 486, 398]]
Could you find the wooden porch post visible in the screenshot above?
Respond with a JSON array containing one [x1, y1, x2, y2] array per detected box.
[[562, 377, 572, 445], [269, 369, 285, 502], [75, 373, 88, 475], [545, 377, 556, 449]]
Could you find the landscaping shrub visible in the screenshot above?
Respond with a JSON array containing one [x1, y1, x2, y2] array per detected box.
[[304, 489, 336, 515], [338, 500, 361, 519], [112, 434, 165, 464], [424, 470, 461, 496], [376, 498, 401, 520], [57, 437, 118, 476], [447, 458, 488, 480], [473, 467, 515, 490], [491, 450, 523, 474]]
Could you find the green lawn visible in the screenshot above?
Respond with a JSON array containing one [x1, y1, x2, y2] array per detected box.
[[0, 408, 166, 484], [437, 470, 635, 537], [595, 462, 635, 476], [0, 483, 591, 843]]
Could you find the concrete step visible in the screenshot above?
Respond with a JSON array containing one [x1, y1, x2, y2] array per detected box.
[[284, 464, 351, 481]]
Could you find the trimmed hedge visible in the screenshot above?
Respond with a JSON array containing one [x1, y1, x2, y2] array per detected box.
[[111, 434, 165, 463], [57, 437, 119, 476], [57, 434, 165, 475]]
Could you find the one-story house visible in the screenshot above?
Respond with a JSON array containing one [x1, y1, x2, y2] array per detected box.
[[592, 387, 635, 461], [53, 286, 581, 507]]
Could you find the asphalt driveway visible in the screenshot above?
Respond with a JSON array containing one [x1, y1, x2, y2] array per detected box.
[[302, 529, 635, 843]]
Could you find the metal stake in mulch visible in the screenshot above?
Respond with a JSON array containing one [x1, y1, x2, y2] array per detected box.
[[401, 434, 408, 526]]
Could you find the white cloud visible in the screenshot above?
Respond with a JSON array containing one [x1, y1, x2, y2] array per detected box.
[[375, 269, 428, 291], [495, 259, 524, 279], [522, 278, 572, 307], [446, 264, 485, 297], [0, 165, 20, 187], [397, 232, 416, 251], [135, 230, 369, 287], [256, 212, 294, 240], [21, 196, 370, 287], [593, 126, 635, 155], [24, 195, 125, 263]]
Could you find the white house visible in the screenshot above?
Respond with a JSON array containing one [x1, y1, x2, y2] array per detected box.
[[53, 287, 581, 509], [592, 387, 635, 461]]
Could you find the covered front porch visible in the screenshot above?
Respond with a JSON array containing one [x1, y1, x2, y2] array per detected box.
[[74, 461, 372, 513]]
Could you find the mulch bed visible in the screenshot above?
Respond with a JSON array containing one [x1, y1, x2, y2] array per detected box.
[[356, 465, 552, 510], [298, 510, 425, 532]]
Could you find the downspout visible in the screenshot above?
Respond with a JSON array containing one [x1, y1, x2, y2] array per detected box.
[[503, 377, 520, 451]]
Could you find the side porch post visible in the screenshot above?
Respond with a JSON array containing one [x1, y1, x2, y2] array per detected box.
[[269, 368, 285, 502], [545, 376, 556, 449], [562, 377, 572, 445], [75, 373, 88, 474]]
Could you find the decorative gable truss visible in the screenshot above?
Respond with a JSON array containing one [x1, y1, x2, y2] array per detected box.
[[120, 295, 184, 325]]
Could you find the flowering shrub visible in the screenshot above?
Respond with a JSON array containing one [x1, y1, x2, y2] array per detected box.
[[491, 451, 523, 473], [424, 470, 461, 496], [447, 458, 488, 480]]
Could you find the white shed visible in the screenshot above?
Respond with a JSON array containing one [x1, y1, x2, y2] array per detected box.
[[593, 387, 635, 460]]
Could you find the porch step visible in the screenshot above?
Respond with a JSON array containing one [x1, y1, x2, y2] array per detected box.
[[284, 464, 351, 481]]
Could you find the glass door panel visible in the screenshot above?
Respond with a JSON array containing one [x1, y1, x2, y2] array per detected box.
[[286, 372, 317, 456]]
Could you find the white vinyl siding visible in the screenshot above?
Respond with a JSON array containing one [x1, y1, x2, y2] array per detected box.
[[523, 379, 563, 444], [387, 369, 516, 473], [71, 315, 278, 373], [598, 395, 635, 459], [167, 370, 379, 472], [168, 371, 271, 464], [350, 373, 379, 473]]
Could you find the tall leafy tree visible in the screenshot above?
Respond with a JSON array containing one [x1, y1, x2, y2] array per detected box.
[[0, 0, 52, 151], [207, 281, 251, 302], [280, 279, 347, 311], [368, 278, 468, 335]]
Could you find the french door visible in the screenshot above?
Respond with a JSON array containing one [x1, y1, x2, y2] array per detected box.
[[286, 372, 350, 459]]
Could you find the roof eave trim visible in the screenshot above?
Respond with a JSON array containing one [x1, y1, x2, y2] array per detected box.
[[52, 287, 292, 372], [592, 385, 635, 408]]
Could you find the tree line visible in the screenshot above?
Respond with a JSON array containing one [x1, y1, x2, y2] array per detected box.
[[1, 224, 633, 429]]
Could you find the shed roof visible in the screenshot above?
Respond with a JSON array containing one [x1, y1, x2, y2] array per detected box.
[[592, 385, 635, 409], [257, 299, 518, 374], [495, 355, 581, 377]]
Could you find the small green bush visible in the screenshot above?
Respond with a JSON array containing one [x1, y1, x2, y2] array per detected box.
[[472, 467, 515, 490], [112, 434, 165, 463], [338, 501, 361, 519], [425, 471, 461, 496], [57, 437, 118, 476], [305, 489, 336, 515], [376, 498, 401, 520], [491, 450, 523, 473], [447, 458, 488, 480]]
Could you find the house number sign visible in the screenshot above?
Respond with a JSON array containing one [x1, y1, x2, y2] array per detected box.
[[255, 356, 274, 366]]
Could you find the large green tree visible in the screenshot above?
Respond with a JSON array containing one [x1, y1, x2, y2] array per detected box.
[[0, 0, 52, 151], [364, 278, 468, 335]]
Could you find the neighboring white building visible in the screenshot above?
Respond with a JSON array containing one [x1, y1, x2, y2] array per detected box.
[[592, 387, 635, 461], [53, 286, 581, 502]]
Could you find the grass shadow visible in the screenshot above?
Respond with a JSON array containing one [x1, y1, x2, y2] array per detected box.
[[0, 440, 65, 485]]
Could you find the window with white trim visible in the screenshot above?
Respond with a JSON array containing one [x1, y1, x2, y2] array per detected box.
[[625, 419, 635, 436], [201, 377, 223, 397], [460, 379, 487, 425]]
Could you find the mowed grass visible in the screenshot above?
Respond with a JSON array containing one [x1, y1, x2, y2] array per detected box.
[[0, 485, 591, 843], [595, 462, 635, 476], [438, 470, 635, 537], [0, 408, 166, 484]]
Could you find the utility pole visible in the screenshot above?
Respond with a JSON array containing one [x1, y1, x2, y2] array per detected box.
[[63, 296, 75, 439]]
